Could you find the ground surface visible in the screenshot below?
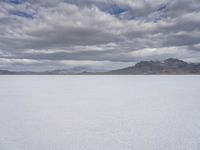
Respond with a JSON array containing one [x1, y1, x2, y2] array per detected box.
[[0, 75, 200, 150]]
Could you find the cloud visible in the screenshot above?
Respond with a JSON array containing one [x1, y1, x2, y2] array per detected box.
[[0, 0, 200, 71]]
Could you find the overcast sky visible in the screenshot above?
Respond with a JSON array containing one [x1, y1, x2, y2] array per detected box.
[[0, 0, 200, 71]]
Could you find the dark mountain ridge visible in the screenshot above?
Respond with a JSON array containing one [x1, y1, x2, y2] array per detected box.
[[107, 58, 200, 74]]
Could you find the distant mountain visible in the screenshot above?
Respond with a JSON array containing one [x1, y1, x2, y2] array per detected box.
[[1, 58, 200, 75], [0, 66, 95, 75], [106, 58, 200, 74], [0, 70, 44, 75], [45, 66, 99, 74], [0, 70, 13, 74]]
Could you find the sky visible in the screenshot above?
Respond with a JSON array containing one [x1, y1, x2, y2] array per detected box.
[[0, 0, 200, 71]]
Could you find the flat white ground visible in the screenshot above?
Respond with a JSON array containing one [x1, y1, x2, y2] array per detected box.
[[0, 75, 200, 150]]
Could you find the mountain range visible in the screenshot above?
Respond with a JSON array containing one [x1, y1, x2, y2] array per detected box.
[[106, 58, 200, 74], [1, 58, 200, 75]]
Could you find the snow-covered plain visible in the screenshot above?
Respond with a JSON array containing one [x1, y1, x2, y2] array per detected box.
[[0, 75, 200, 150]]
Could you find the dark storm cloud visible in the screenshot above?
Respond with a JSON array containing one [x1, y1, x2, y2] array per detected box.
[[0, 0, 200, 70]]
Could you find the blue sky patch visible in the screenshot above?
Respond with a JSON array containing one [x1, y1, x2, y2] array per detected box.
[[108, 6, 126, 16], [0, 0, 24, 4], [157, 4, 167, 12], [11, 11, 33, 19], [10, 0, 22, 4]]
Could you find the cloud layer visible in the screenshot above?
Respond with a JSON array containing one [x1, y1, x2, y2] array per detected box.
[[0, 0, 200, 71]]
